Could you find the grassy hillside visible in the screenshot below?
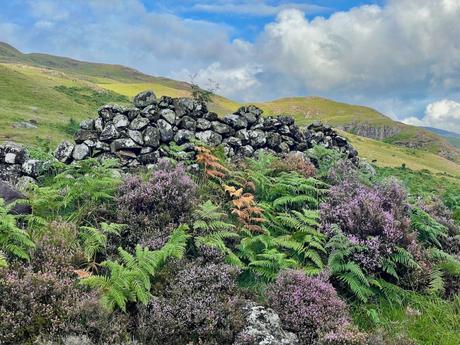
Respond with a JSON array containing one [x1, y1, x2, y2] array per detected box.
[[0, 41, 459, 177], [257, 96, 460, 163]]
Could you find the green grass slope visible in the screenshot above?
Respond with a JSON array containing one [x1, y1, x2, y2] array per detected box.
[[0, 41, 459, 176], [256, 96, 460, 163]]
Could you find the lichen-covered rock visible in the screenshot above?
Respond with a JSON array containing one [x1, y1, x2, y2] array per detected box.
[[21, 159, 43, 177], [143, 126, 161, 148], [160, 109, 176, 125], [113, 114, 129, 129], [234, 303, 299, 345], [0, 142, 28, 165], [195, 130, 223, 146], [130, 116, 150, 130], [99, 124, 120, 141], [54, 141, 74, 163], [224, 114, 248, 129], [79, 119, 94, 130], [174, 129, 194, 145], [157, 119, 174, 142], [72, 143, 91, 161], [133, 90, 157, 108]]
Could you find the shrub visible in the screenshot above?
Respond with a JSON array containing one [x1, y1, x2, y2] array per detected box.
[[270, 153, 316, 178], [137, 260, 245, 345], [320, 178, 412, 275], [116, 159, 197, 249], [31, 221, 84, 276], [0, 265, 129, 344], [267, 270, 364, 345], [29, 158, 121, 222]]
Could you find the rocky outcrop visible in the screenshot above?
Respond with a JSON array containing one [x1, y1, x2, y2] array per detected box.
[[234, 302, 299, 345], [338, 123, 401, 140], [54, 91, 358, 167]]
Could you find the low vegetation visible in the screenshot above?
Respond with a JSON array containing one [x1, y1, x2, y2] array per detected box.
[[0, 140, 458, 344]]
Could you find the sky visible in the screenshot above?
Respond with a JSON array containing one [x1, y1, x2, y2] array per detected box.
[[1, 0, 460, 134]]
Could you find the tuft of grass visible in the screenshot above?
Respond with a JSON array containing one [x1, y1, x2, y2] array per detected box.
[[352, 294, 460, 345]]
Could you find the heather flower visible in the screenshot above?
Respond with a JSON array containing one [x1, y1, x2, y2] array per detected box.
[[0, 264, 129, 344], [267, 270, 363, 345], [137, 259, 245, 344], [116, 159, 197, 249], [320, 178, 412, 274]]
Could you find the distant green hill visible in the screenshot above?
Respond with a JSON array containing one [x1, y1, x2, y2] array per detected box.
[[0, 41, 459, 176]]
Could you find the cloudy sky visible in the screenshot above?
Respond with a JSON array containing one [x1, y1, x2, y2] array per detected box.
[[1, 0, 460, 133]]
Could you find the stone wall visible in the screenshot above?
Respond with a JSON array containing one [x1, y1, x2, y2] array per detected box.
[[0, 142, 44, 184], [54, 90, 358, 167]]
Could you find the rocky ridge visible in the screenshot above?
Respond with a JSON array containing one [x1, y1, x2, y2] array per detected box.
[[54, 90, 358, 167]]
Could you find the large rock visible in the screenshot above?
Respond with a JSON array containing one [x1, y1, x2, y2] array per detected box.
[[157, 119, 174, 142], [113, 114, 129, 129], [133, 90, 157, 108], [212, 121, 233, 135], [21, 160, 44, 178], [79, 119, 94, 130], [54, 141, 74, 163], [99, 124, 120, 141], [196, 118, 212, 130], [174, 129, 194, 145], [72, 143, 91, 161], [0, 181, 32, 215], [160, 109, 176, 125], [249, 130, 267, 148], [127, 130, 144, 145], [224, 114, 248, 129], [0, 142, 28, 165], [143, 126, 161, 148], [110, 138, 142, 153], [75, 130, 98, 143], [195, 130, 222, 146], [179, 116, 197, 131], [129, 116, 150, 130], [235, 303, 299, 345]]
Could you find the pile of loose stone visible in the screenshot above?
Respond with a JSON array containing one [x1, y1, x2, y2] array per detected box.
[[54, 90, 357, 167], [0, 142, 45, 185]]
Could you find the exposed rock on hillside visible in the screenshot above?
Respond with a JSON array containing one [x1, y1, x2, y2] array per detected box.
[[54, 91, 358, 167], [234, 302, 299, 345]]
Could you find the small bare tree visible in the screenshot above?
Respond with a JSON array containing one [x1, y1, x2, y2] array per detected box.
[[189, 73, 220, 104]]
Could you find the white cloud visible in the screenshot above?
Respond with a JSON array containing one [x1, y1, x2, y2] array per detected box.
[[2, 0, 460, 122], [256, 0, 460, 100], [403, 99, 460, 133], [173, 62, 263, 101]]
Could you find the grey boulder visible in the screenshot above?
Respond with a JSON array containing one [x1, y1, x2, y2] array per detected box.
[[72, 144, 91, 161], [133, 90, 157, 108], [195, 130, 222, 146], [54, 141, 74, 163]]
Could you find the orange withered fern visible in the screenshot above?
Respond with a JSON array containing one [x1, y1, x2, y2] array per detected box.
[[195, 146, 228, 179]]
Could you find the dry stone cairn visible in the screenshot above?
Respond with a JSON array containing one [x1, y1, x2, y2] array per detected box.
[[54, 90, 358, 167]]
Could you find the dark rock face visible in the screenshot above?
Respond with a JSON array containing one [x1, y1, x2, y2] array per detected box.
[[47, 90, 357, 169], [0, 181, 31, 215]]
